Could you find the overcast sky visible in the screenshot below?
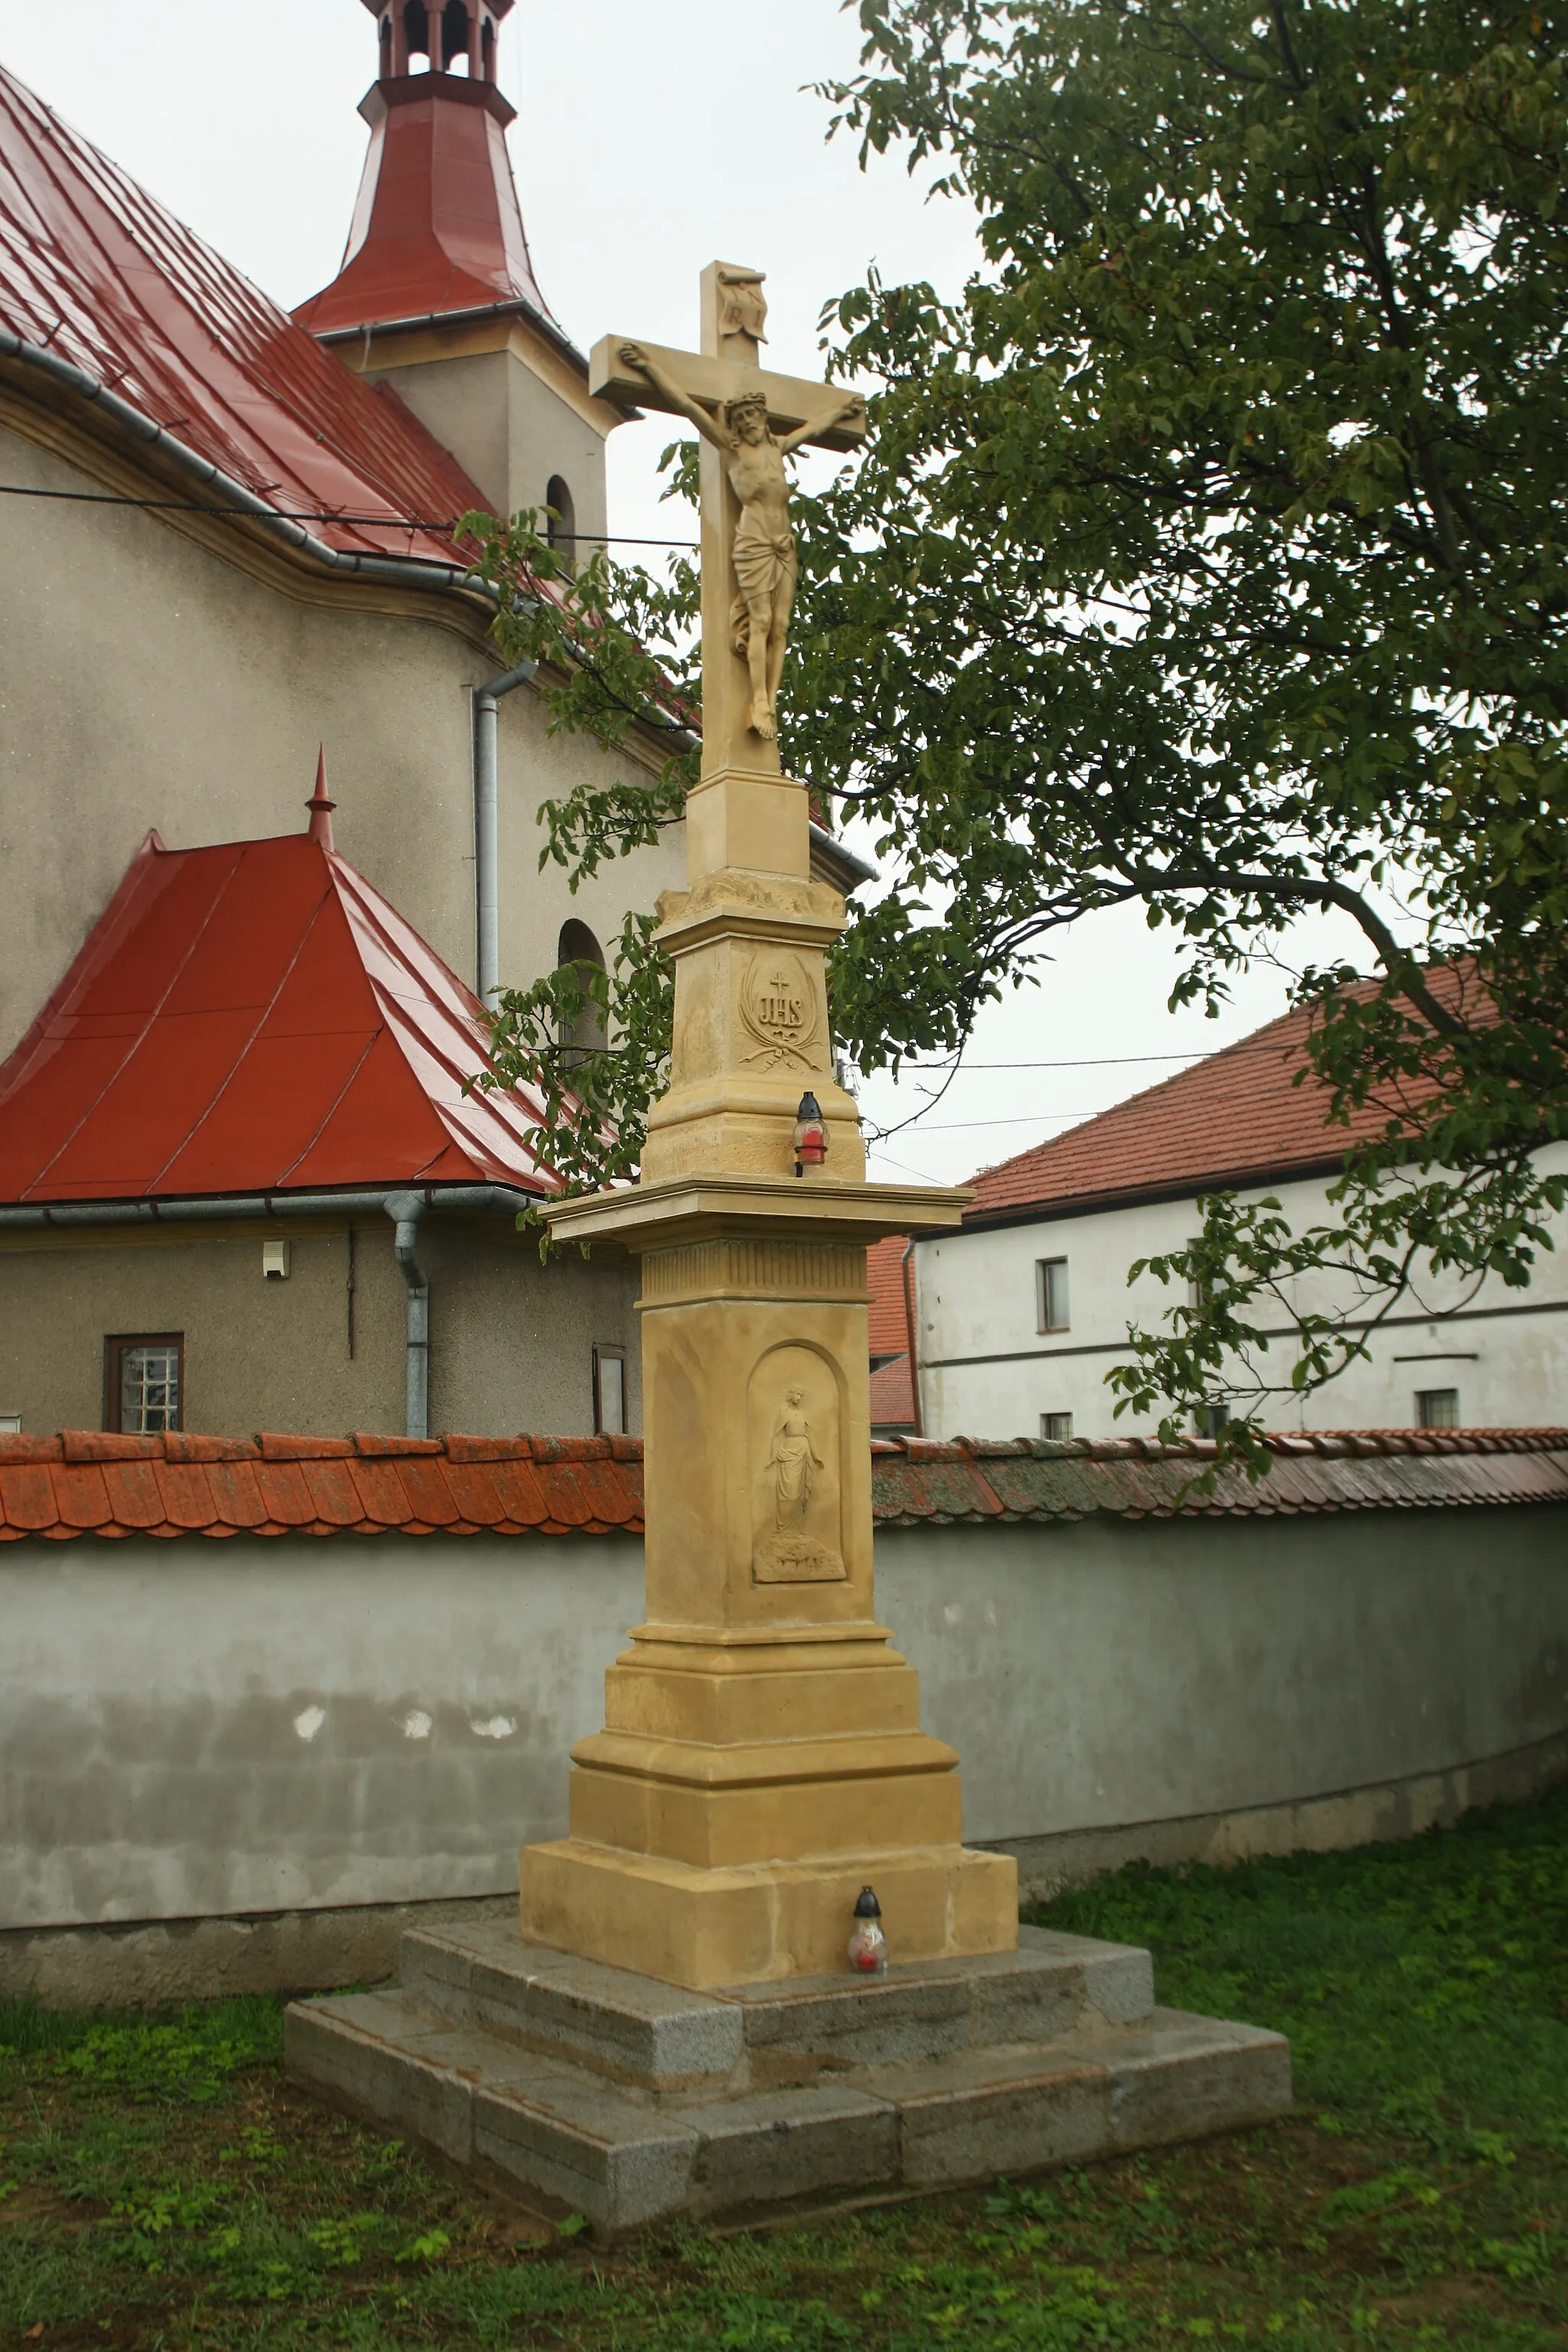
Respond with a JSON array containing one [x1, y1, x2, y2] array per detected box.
[[0, 0, 1325, 1187]]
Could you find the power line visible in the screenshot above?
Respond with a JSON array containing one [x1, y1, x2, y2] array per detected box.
[[879, 1111, 1094, 1135], [0, 483, 699, 545], [880, 1044, 1263, 1075]]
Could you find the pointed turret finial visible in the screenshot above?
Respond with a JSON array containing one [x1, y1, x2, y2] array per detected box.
[[306, 748, 336, 850]]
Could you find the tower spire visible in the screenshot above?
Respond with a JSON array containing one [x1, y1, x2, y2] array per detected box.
[[294, 0, 555, 339], [305, 748, 336, 850]]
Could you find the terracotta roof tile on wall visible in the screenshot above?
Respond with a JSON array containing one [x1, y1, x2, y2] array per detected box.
[[967, 972, 1475, 1223], [2, 1429, 1563, 1541], [0, 1433, 646, 1542], [0, 64, 487, 565]]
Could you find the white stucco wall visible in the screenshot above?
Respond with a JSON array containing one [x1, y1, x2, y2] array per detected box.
[[0, 425, 683, 1060], [913, 1149, 1568, 1442], [2, 1504, 1565, 1936]]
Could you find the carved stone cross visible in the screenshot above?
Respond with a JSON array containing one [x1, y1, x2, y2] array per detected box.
[[590, 263, 866, 778]]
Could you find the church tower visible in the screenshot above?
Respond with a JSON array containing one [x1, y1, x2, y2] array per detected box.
[[296, 0, 619, 549]]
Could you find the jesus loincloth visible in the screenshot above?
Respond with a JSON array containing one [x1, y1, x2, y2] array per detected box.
[[730, 525, 797, 656]]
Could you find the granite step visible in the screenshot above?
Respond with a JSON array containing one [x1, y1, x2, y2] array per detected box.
[[286, 1957, 1289, 2236], [397, 1920, 1155, 2096]]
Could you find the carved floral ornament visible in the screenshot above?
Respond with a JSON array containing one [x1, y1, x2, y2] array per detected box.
[[740, 950, 823, 1070]]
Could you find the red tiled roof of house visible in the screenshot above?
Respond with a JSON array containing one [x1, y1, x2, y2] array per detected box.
[[0, 64, 488, 565], [965, 975, 1470, 1223], [2, 1427, 1562, 1540], [0, 805, 557, 1203], [869, 1353, 916, 1430], [866, 1233, 913, 1358]]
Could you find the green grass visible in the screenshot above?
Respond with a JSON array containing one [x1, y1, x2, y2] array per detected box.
[[3, 1785, 1566, 2349]]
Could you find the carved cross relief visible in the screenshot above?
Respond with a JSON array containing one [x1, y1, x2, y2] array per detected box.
[[590, 263, 867, 778]]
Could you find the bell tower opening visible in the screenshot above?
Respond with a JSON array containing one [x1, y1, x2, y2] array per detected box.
[[402, 2, 432, 71], [442, 1, 472, 74], [375, 0, 501, 83], [307, 0, 612, 560]]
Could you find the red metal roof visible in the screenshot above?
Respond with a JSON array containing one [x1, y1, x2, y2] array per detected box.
[[1, 1427, 1561, 1542], [293, 74, 556, 340], [0, 63, 488, 563], [0, 809, 558, 1204], [966, 975, 1472, 1223]]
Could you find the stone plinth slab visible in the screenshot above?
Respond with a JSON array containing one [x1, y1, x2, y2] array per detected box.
[[518, 1836, 1017, 1990], [286, 1922, 1289, 2235]]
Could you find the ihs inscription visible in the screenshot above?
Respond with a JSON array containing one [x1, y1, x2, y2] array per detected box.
[[740, 949, 822, 1070]]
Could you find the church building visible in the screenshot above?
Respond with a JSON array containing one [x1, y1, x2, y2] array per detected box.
[[0, 3, 863, 1441], [0, 0, 672, 1061], [0, 2, 684, 1438]]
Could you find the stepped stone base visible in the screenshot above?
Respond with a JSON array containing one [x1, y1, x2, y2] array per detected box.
[[286, 1920, 1290, 2235]]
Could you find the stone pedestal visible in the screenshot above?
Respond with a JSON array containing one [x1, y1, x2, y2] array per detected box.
[[516, 756, 1017, 1989], [286, 1919, 1291, 2236]]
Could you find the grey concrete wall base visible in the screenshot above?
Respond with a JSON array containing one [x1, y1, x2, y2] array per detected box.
[[0, 1896, 515, 2011], [285, 1921, 1290, 2234], [991, 1726, 1568, 1904]]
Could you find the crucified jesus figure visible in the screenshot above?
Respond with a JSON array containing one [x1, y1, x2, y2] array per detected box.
[[618, 344, 864, 743]]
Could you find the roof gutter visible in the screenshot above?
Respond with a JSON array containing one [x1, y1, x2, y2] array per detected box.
[[0, 1186, 531, 1230], [0, 332, 491, 603], [313, 295, 593, 381]]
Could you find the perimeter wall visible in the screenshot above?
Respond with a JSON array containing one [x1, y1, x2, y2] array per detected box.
[[3, 1502, 1566, 2002]]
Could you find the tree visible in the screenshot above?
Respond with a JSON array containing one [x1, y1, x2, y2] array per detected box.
[[472, 0, 1568, 1455]]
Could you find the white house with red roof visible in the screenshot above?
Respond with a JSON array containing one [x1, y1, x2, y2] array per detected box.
[[910, 1000, 1568, 1442]]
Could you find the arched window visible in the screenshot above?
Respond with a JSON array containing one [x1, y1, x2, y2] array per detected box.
[[545, 476, 577, 572], [403, 2, 432, 70], [557, 920, 606, 1062], [379, 8, 393, 76], [442, 0, 473, 72], [481, 14, 496, 81]]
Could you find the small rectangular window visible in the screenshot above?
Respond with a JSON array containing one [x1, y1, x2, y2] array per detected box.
[[106, 1334, 183, 1434], [1036, 1257, 1070, 1332], [1040, 1412, 1073, 1442], [593, 1346, 626, 1436], [0, 1413, 20, 1436], [1417, 1387, 1460, 1429], [1195, 1400, 1231, 1437]]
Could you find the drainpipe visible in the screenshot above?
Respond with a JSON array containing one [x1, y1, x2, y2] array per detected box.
[[472, 659, 537, 1005], [384, 1192, 430, 1439], [900, 1237, 925, 1439]]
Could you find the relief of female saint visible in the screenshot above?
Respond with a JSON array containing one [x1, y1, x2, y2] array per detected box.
[[617, 343, 864, 743], [768, 1385, 822, 1534]]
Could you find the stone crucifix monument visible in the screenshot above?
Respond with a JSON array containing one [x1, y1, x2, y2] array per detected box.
[[517, 266, 1019, 1987], [286, 263, 1290, 2235]]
